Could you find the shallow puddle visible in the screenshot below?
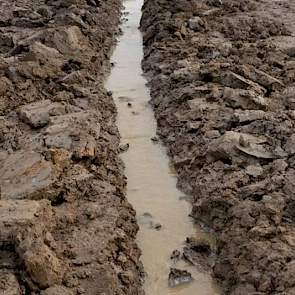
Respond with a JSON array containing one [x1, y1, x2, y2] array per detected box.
[[106, 0, 220, 294]]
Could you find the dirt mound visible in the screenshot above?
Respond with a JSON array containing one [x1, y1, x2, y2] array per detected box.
[[0, 0, 143, 294], [141, 0, 295, 293]]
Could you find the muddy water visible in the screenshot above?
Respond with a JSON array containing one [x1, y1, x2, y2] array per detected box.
[[106, 0, 219, 294]]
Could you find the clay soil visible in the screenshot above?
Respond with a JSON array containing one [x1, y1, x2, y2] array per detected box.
[[141, 0, 295, 294], [2, 0, 295, 294], [0, 0, 144, 294]]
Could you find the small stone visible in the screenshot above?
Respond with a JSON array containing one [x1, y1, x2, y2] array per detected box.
[[168, 268, 194, 288]]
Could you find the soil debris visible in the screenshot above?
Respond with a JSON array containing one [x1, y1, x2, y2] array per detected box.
[[183, 237, 215, 271], [168, 268, 194, 288], [151, 136, 159, 143], [119, 143, 130, 153], [170, 250, 181, 262]]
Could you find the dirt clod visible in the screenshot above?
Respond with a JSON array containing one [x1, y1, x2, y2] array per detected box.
[[168, 268, 194, 288]]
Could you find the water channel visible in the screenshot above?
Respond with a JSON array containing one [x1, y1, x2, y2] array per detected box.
[[106, 1, 220, 293]]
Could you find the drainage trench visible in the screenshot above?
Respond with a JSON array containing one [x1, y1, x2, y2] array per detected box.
[[106, 0, 219, 294]]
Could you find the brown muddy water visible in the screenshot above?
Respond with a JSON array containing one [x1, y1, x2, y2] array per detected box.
[[106, 0, 220, 294]]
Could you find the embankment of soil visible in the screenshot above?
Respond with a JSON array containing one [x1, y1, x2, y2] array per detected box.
[[141, 0, 295, 294], [0, 0, 143, 294]]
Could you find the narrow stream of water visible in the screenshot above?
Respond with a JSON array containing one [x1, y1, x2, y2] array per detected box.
[[106, 0, 219, 294]]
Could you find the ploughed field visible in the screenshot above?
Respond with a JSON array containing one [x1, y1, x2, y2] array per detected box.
[[0, 0, 295, 294], [141, 0, 295, 294], [0, 0, 143, 294]]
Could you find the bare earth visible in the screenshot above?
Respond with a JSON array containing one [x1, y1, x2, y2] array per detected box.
[[141, 0, 295, 294], [1, 0, 295, 294], [0, 0, 144, 294]]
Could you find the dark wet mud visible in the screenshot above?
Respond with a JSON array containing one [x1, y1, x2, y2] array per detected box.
[[140, 0, 295, 294]]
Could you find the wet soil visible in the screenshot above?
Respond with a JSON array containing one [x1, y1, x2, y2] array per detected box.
[[2, 0, 295, 293], [0, 0, 144, 294], [106, 0, 219, 294], [141, 0, 295, 294]]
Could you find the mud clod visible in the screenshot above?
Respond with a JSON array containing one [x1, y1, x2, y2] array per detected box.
[[119, 143, 130, 153], [168, 268, 194, 288]]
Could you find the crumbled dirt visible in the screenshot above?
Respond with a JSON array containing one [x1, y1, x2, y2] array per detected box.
[[141, 0, 295, 294], [0, 0, 144, 294]]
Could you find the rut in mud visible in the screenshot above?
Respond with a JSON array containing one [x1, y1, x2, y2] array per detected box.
[[107, 0, 219, 294]]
